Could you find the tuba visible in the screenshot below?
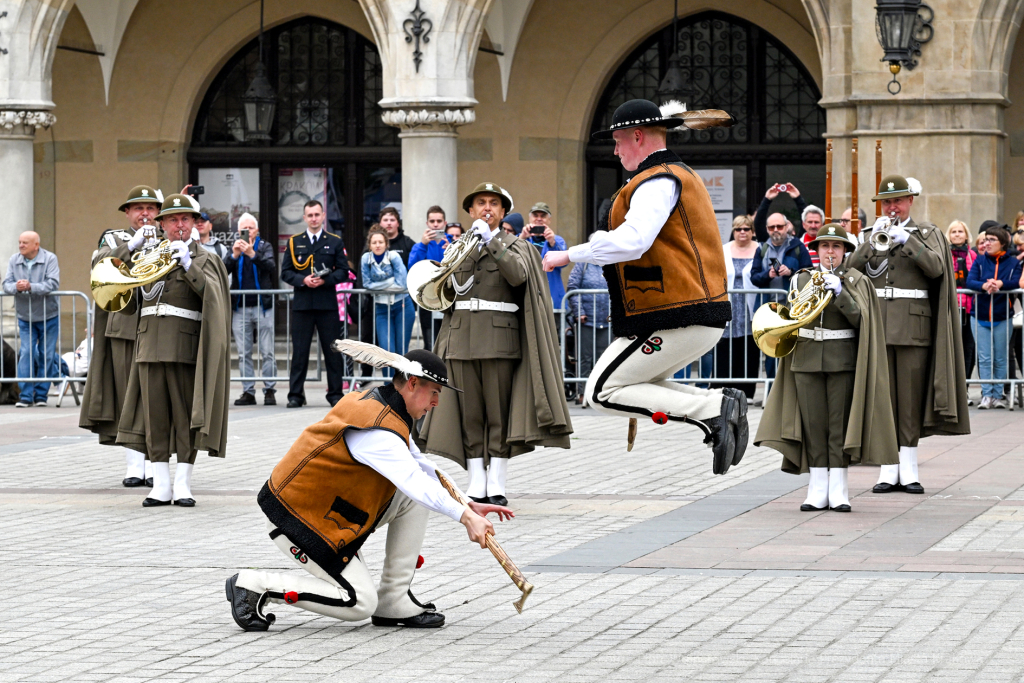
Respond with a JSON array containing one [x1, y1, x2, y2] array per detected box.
[[90, 226, 180, 312], [406, 233, 482, 311], [752, 271, 835, 358]]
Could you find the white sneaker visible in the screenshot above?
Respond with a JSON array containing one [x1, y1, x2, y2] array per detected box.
[[979, 396, 993, 410], [32, 401, 47, 407], [993, 398, 1009, 410], [14, 401, 30, 408]]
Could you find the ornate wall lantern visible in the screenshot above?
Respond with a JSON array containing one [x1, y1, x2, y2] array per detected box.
[[242, 0, 277, 142], [874, 0, 934, 95]]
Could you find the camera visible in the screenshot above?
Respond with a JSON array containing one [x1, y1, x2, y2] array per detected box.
[[530, 225, 545, 236], [777, 184, 788, 193], [312, 264, 332, 278], [187, 185, 205, 197]]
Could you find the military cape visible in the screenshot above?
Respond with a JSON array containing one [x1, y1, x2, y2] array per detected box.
[[115, 247, 232, 457], [754, 267, 900, 473], [415, 238, 573, 465]]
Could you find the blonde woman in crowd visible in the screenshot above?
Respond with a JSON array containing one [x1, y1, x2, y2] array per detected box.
[[947, 220, 977, 381]]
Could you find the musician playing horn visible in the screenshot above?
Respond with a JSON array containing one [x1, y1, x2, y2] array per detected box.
[[755, 224, 897, 512], [543, 98, 746, 473], [227, 347, 513, 631], [114, 193, 232, 508], [846, 176, 970, 495]]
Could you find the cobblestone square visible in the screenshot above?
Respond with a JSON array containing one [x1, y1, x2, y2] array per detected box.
[[1, 389, 1023, 682]]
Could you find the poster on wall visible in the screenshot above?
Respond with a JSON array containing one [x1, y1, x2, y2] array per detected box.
[[278, 168, 328, 265], [197, 168, 260, 242], [694, 168, 735, 242]]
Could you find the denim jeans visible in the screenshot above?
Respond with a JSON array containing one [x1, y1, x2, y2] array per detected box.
[[17, 316, 60, 403], [973, 317, 1009, 399], [232, 305, 277, 395], [375, 297, 416, 377]]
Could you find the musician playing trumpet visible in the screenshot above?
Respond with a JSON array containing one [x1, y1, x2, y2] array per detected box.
[[755, 225, 898, 512], [846, 176, 970, 495], [114, 193, 232, 508]]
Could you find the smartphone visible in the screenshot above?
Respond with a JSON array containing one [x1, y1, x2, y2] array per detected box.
[[769, 258, 782, 272], [187, 185, 205, 197], [241, 228, 250, 243], [530, 225, 545, 236]]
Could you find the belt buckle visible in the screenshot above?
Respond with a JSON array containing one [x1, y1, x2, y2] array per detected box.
[[155, 304, 167, 317], [883, 287, 894, 299], [469, 299, 481, 312], [814, 328, 824, 342]]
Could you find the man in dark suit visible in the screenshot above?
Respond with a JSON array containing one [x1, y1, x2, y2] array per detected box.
[[281, 200, 349, 408]]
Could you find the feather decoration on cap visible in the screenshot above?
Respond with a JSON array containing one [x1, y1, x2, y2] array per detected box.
[[659, 100, 687, 119], [187, 195, 202, 211], [332, 339, 424, 378], [155, 189, 165, 204], [906, 177, 922, 194], [678, 109, 735, 130]]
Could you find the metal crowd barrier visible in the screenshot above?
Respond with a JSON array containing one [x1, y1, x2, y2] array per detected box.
[[0, 291, 93, 404], [956, 287, 1023, 410]]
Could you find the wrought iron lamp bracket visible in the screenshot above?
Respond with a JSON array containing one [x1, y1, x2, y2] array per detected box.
[[900, 3, 934, 71], [403, 0, 433, 73]]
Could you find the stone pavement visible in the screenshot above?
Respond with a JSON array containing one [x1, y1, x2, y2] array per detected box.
[[1, 385, 1024, 682]]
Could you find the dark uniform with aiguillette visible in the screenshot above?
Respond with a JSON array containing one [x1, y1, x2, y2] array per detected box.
[[280, 228, 348, 407], [846, 175, 970, 495]]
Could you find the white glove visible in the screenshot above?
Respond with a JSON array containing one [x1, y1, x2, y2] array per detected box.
[[871, 216, 889, 232], [170, 241, 192, 272], [471, 219, 494, 245], [887, 224, 910, 245], [822, 273, 842, 296], [127, 228, 148, 252]]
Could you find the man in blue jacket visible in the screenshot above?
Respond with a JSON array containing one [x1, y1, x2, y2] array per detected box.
[[409, 206, 454, 350], [521, 202, 568, 309]]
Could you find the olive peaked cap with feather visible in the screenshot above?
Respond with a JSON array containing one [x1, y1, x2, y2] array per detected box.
[[332, 340, 462, 392], [591, 99, 734, 140]]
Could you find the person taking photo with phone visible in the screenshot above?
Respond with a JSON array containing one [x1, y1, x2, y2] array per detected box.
[[520, 202, 567, 308]]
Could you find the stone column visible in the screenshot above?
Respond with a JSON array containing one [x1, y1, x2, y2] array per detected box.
[[0, 110, 55, 258], [359, 0, 491, 240]]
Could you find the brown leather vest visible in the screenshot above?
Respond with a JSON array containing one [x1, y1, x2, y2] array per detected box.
[[604, 151, 731, 338], [258, 385, 408, 579]]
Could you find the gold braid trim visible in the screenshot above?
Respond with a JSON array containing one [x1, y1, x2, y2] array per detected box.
[[289, 235, 313, 271]]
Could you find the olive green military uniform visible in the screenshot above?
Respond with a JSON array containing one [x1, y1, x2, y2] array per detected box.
[[124, 240, 208, 464], [441, 229, 530, 462], [789, 266, 861, 468], [93, 229, 142, 411], [848, 220, 945, 446]]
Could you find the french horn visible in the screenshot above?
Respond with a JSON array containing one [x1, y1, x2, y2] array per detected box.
[[751, 271, 835, 358], [90, 226, 180, 312], [406, 233, 482, 311]]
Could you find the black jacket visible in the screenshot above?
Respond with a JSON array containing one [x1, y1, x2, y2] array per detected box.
[[225, 237, 277, 310], [280, 230, 349, 311], [388, 230, 416, 268]]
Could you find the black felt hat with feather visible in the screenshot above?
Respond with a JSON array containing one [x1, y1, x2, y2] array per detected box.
[[591, 99, 734, 140]]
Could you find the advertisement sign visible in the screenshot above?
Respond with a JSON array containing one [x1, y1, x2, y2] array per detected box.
[[196, 168, 259, 242], [694, 168, 735, 242], [278, 168, 328, 261]]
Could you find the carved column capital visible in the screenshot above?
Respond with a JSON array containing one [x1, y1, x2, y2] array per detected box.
[[381, 107, 476, 137], [0, 110, 56, 138]]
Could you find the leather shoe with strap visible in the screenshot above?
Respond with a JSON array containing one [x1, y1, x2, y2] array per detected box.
[[722, 388, 749, 465], [225, 574, 275, 632], [371, 611, 445, 628]]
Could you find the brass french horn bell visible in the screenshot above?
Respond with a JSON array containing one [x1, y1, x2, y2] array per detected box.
[[406, 233, 482, 311], [751, 270, 834, 358], [90, 226, 179, 312]]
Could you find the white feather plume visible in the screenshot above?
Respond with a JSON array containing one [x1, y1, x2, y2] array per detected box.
[[906, 177, 922, 195], [155, 189, 165, 204], [190, 228, 201, 242], [659, 100, 687, 118], [332, 339, 423, 377], [188, 195, 202, 211]]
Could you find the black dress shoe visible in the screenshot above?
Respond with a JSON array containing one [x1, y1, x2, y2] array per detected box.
[[800, 503, 827, 512], [487, 495, 508, 507], [469, 496, 489, 504], [872, 482, 903, 493], [722, 388, 749, 466], [830, 504, 852, 512], [142, 497, 172, 507], [122, 477, 145, 487], [371, 611, 445, 628], [234, 392, 257, 406], [903, 482, 925, 494], [226, 574, 275, 632], [264, 389, 277, 406], [705, 395, 738, 475], [286, 399, 304, 409], [145, 477, 153, 488], [328, 396, 340, 407], [173, 498, 196, 507]]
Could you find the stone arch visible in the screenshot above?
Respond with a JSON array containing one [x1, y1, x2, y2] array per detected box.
[[973, 0, 1024, 97], [554, 0, 821, 143]]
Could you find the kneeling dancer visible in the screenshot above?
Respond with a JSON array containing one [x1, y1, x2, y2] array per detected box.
[[754, 225, 898, 511], [543, 99, 746, 471], [227, 347, 512, 631]]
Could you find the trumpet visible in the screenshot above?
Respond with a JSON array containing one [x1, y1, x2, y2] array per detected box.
[[752, 271, 834, 358], [869, 213, 897, 253], [90, 224, 180, 312]]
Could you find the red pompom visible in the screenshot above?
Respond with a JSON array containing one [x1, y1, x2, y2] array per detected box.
[[652, 412, 668, 425], [416, 555, 425, 569], [284, 591, 299, 604]]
